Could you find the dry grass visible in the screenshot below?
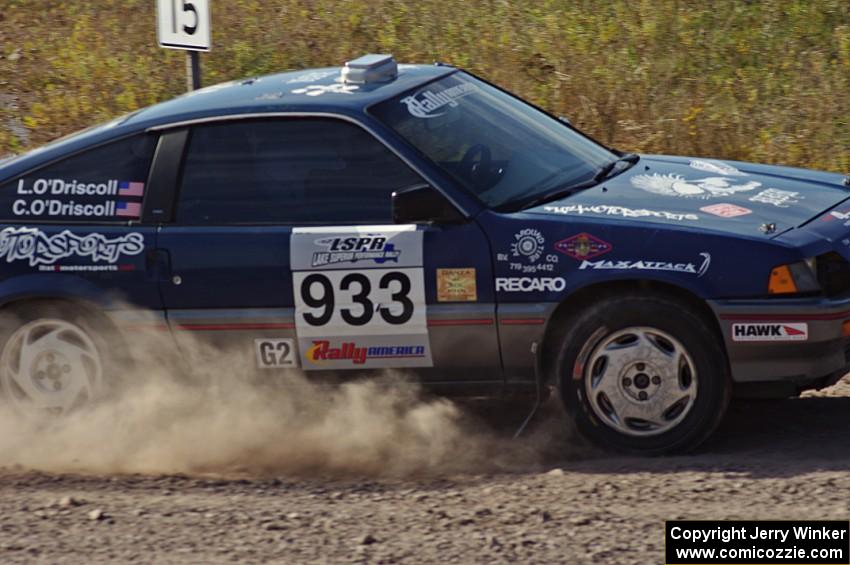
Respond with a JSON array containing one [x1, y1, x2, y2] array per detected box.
[[1, 0, 849, 172]]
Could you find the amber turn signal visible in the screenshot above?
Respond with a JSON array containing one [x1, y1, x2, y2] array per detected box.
[[768, 265, 798, 294], [842, 320, 850, 337]]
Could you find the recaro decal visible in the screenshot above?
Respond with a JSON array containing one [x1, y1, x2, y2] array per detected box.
[[0, 227, 145, 267], [495, 277, 566, 293]]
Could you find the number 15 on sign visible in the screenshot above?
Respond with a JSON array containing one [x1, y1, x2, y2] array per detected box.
[[157, 0, 211, 51]]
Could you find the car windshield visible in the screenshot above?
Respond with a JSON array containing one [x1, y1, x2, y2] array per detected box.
[[371, 72, 616, 210]]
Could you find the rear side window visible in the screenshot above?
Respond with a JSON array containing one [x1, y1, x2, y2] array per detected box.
[[177, 118, 422, 225], [0, 135, 156, 223]]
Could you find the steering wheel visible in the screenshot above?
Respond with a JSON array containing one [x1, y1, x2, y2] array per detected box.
[[459, 144, 493, 188]]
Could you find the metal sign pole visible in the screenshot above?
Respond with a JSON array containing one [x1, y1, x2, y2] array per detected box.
[[186, 51, 202, 91]]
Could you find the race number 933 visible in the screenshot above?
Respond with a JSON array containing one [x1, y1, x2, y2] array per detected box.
[[294, 268, 425, 333]]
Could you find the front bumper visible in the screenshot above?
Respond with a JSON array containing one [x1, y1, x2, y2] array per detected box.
[[709, 294, 850, 389]]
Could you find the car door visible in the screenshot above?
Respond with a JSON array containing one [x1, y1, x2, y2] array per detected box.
[[156, 116, 501, 384]]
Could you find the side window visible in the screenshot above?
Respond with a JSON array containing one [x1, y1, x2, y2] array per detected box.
[[177, 118, 423, 225], [0, 135, 156, 223]]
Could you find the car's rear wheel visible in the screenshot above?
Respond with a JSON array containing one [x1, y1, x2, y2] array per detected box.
[[0, 303, 109, 417], [556, 293, 729, 454]]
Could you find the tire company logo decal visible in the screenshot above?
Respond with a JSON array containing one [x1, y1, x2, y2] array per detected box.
[[749, 188, 801, 208], [631, 173, 761, 199], [689, 160, 747, 176], [0, 227, 145, 266], [554, 233, 612, 260], [311, 235, 400, 267], [542, 204, 699, 222], [579, 252, 711, 277], [732, 323, 808, 342], [401, 83, 478, 118], [497, 228, 560, 274], [699, 203, 753, 218]]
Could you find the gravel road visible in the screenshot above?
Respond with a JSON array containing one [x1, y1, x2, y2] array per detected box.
[[2, 378, 850, 564]]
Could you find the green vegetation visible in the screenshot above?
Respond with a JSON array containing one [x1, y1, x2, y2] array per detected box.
[[2, 0, 849, 171]]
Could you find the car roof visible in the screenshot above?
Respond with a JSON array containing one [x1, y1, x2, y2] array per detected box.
[[0, 63, 455, 181], [126, 63, 455, 128]]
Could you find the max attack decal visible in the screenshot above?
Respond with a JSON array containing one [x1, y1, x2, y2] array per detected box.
[[689, 160, 747, 176], [542, 204, 699, 222], [401, 83, 478, 118], [436, 268, 477, 302], [631, 174, 761, 199], [554, 233, 612, 261], [0, 227, 145, 266], [699, 203, 752, 218], [578, 252, 711, 277], [749, 188, 801, 208], [732, 323, 808, 342]]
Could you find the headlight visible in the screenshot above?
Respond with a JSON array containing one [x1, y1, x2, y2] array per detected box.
[[768, 261, 820, 295]]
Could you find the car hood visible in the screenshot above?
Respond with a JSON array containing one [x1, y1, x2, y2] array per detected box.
[[524, 154, 850, 238]]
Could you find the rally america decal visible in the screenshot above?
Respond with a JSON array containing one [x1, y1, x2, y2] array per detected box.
[[291, 225, 431, 370], [731, 323, 808, 342], [0, 227, 145, 267]]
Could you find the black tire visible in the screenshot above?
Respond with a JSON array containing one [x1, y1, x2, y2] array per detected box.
[[0, 301, 118, 416], [555, 292, 729, 455]]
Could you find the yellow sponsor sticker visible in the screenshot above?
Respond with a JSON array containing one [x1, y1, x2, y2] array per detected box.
[[437, 268, 477, 302]]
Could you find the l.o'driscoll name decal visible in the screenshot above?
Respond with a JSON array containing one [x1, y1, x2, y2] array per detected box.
[[0, 227, 145, 266]]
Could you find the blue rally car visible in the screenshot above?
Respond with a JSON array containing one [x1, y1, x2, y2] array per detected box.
[[3, 54, 850, 454]]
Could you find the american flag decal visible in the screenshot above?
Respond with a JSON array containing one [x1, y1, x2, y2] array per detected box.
[[118, 181, 145, 197], [116, 201, 142, 218]]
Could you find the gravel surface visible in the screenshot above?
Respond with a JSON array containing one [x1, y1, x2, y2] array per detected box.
[[2, 378, 850, 564]]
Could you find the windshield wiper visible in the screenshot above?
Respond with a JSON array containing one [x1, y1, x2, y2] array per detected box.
[[505, 153, 640, 212]]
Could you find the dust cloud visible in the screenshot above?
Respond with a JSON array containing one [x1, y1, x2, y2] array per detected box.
[[0, 323, 563, 478]]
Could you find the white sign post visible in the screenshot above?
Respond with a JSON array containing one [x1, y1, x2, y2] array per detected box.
[[156, 0, 211, 91]]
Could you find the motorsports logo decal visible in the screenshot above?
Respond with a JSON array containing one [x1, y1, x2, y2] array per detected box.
[[401, 83, 478, 118], [0, 227, 145, 266], [578, 252, 711, 278], [542, 204, 699, 222], [732, 323, 808, 342], [631, 173, 761, 199], [311, 235, 400, 267], [554, 233, 612, 261]]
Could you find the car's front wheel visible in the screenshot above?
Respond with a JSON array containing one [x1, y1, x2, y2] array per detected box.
[[556, 293, 729, 454], [0, 303, 109, 417]]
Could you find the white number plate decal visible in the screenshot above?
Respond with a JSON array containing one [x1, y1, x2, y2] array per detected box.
[[291, 225, 432, 370], [254, 339, 298, 369]]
